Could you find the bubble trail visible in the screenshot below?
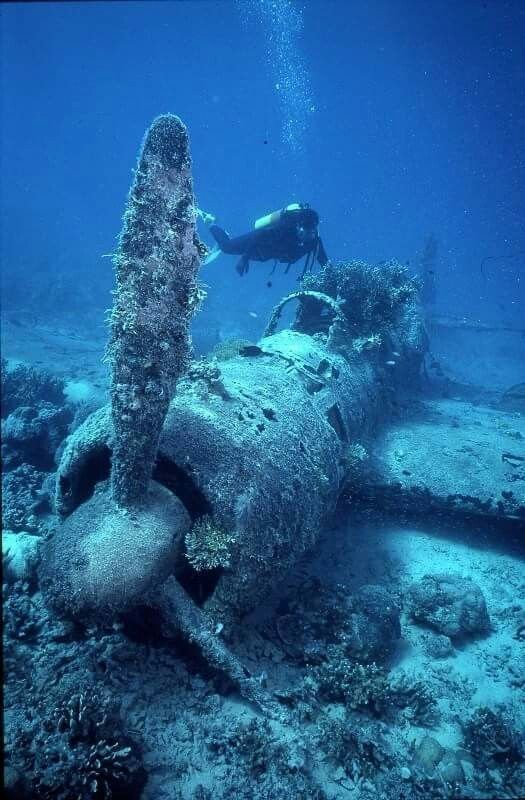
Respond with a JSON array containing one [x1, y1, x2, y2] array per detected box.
[[237, 0, 315, 154]]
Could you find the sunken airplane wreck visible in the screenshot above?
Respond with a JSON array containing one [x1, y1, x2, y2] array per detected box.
[[40, 115, 428, 711]]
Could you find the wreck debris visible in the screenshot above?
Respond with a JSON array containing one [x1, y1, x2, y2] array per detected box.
[[42, 119, 428, 713], [54, 260, 426, 623], [264, 289, 346, 339]]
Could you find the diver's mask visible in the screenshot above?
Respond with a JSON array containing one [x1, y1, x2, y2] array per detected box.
[[297, 224, 317, 244]]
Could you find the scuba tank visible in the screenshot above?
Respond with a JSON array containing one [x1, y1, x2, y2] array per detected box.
[[254, 202, 306, 230]]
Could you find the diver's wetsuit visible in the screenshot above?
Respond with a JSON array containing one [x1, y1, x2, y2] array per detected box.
[[210, 207, 328, 276]]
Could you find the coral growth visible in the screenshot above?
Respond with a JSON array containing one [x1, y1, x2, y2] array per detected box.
[[274, 579, 400, 665], [187, 358, 231, 399], [462, 706, 524, 766], [204, 716, 326, 797], [1, 358, 72, 474], [317, 716, 393, 783], [406, 573, 490, 639], [2, 464, 52, 532], [460, 706, 525, 798], [7, 687, 145, 799], [1, 358, 65, 418], [185, 515, 237, 571], [212, 338, 253, 361], [298, 259, 420, 338], [3, 580, 42, 643], [2, 402, 72, 470], [1, 359, 72, 533], [388, 670, 440, 728], [206, 717, 282, 777], [312, 656, 389, 714], [308, 657, 438, 727], [107, 114, 201, 506]]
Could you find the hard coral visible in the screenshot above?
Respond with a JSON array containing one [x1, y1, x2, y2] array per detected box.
[[212, 338, 253, 361], [406, 574, 490, 639], [204, 716, 324, 797], [275, 579, 348, 662], [311, 656, 389, 714], [309, 657, 438, 728], [3, 580, 42, 642], [185, 515, 237, 571], [275, 579, 400, 666], [2, 402, 72, 470], [317, 716, 393, 782], [11, 686, 145, 799], [343, 583, 401, 662], [206, 717, 279, 777], [388, 670, 440, 728], [462, 706, 524, 766], [298, 259, 420, 337], [187, 358, 231, 400], [2, 464, 51, 532], [1, 358, 65, 418]]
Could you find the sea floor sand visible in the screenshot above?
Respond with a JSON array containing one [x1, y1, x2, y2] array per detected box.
[[313, 512, 525, 748], [111, 510, 525, 798]]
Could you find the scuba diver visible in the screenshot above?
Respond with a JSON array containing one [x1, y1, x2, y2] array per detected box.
[[197, 203, 329, 279]]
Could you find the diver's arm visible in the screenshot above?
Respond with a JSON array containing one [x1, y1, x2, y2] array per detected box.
[[212, 227, 262, 257], [317, 238, 329, 267]]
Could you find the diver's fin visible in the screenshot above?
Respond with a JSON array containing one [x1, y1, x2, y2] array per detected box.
[[202, 245, 222, 266]]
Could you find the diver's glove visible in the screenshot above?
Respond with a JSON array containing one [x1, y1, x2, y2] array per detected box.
[[195, 207, 216, 226], [203, 246, 222, 266]]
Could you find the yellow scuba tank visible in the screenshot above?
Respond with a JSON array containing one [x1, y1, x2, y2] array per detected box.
[[254, 203, 302, 230]]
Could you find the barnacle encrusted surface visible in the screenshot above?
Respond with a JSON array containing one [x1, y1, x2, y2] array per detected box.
[[107, 114, 201, 507]]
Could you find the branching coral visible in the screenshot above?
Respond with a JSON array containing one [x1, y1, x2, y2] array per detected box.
[[460, 706, 525, 799], [297, 259, 420, 339], [14, 686, 145, 799], [185, 515, 237, 571], [206, 718, 279, 777], [311, 656, 389, 714], [3, 580, 42, 642], [388, 670, 440, 728], [53, 688, 114, 740], [205, 716, 317, 787], [317, 716, 393, 782], [309, 658, 438, 727], [462, 706, 524, 766]]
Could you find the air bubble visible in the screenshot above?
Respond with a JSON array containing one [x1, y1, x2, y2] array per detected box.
[[237, 0, 315, 155]]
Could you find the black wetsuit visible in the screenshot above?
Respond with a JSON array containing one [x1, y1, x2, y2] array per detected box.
[[210, 208, 328, 277]]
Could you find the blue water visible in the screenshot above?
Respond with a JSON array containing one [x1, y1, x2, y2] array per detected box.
[[2, 3, 525, 799], [1, 0, 524, 330]]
